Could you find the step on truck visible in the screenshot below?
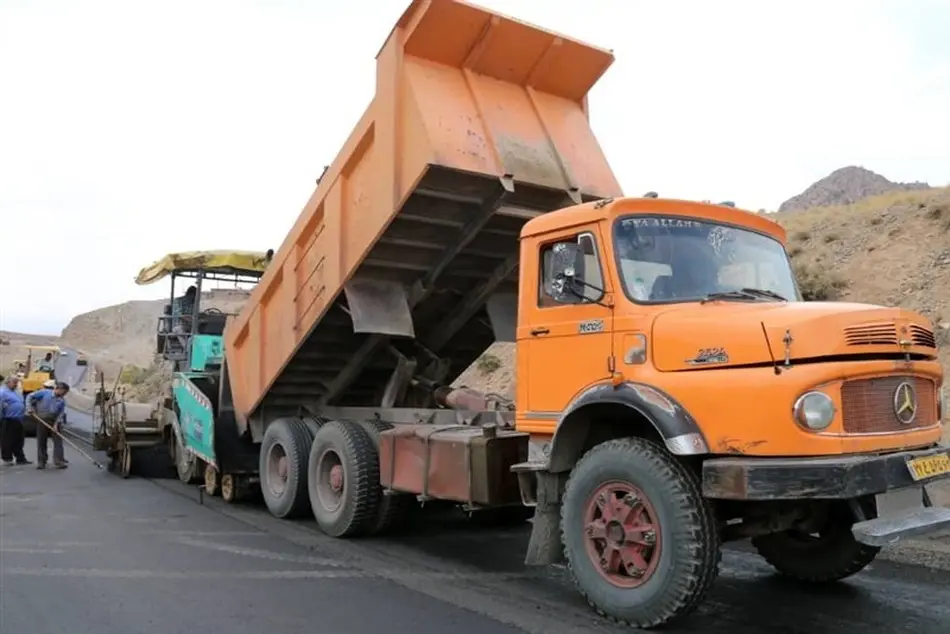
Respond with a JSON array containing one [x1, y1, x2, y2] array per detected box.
[[147, 0, 950, 628]]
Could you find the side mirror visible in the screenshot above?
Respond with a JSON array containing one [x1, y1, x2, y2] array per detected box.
[[549, 241, 584, 302]]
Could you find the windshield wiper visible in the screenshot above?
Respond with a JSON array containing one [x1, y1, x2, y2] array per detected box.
[[701, 288, 787, 304], [739, 287, 787, 301]]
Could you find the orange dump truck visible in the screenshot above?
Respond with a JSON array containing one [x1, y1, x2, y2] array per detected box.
[[163, 0, 950, 628]]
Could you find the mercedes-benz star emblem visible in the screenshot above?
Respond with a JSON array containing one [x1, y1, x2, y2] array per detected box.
[[893, 381, 918, 425]]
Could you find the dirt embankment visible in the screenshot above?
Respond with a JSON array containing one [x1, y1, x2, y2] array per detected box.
[[56, 288, 252, 402], [0, 330, 61, 379]]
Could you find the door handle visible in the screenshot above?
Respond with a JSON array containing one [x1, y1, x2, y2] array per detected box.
[[530, 327, 550, 336]]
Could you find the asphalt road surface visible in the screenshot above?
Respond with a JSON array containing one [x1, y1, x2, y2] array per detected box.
[[3, 438, 950, 634], [54, 347, 86, 389]]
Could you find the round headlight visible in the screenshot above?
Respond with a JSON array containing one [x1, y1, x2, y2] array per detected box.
[[793, 391, 836, 431]]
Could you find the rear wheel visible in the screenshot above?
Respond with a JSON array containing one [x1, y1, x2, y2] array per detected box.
[[561, 437, 720, 629], [751, 502, 880, 582], [221, 474, 240, 503], [308, 420, 380, 537], [259, 417, 317, 519]]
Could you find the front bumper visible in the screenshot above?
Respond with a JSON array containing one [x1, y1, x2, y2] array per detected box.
[[702, 445, 950, 546]]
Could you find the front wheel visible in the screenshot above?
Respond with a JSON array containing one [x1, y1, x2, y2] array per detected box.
[[751, 502, 880, 582], [561, 437, 720, 629]]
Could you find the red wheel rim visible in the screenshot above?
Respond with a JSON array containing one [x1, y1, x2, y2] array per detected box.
[[315, 449, 345, 512], [583, 480, 661, 588]]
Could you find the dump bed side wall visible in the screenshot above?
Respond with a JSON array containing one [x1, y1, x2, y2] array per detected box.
[[224, 0, 622, 422]]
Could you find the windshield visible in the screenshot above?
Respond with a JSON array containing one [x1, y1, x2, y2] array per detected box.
[[613, 215, 799, 303]]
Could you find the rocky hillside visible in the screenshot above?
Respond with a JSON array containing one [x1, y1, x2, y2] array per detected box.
[[778, 166, 930, 213], [779, 186, 950, 340], [60, 288, 252, 374]]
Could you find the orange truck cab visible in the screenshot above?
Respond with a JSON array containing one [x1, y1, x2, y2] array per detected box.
[[152, 0, 950, 629], [512, 194, 950, 627]]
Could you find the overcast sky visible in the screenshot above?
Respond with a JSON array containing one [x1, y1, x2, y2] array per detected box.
[[1, 0, 948, 335]]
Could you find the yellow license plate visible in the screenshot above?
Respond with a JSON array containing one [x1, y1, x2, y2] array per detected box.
[[906, 453, 950, 481]]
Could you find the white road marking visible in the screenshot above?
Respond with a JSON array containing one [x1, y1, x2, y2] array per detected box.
[[1, 567, 369, 579], [174, 536, 347, 567], [146, 530, 266, 537], [0, 540, 100, 547], [0, 566, 535, 582], [0, 547, 66, 554]]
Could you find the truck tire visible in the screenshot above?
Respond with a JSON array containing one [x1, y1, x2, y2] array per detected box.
[[301, 416, 328, 438], [259, 417, 316, 519], [561, 437, 720, 629], [358, 420, 416, 535], [308, 420, 380, 537], [751, 502, 880, 582]]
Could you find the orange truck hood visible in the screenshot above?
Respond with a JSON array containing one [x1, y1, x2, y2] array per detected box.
[[650, 301, 936, 372]]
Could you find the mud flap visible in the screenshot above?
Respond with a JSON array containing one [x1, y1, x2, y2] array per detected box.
[[852, 484, 950, 547], [517, 466, 568, 566], [344, 278, 414, 338]]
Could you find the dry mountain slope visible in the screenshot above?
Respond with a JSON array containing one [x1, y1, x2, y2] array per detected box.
[[778, 166, 930, 213], [60, 288, 252, 374], [779, 186, 950, 342]]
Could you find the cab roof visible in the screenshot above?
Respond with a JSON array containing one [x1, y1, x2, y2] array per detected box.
[[519, 197, 786, 244]]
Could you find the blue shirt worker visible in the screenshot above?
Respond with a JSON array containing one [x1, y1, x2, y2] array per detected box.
[[1, 375, 31, 465], [26, 381, 70, 469]]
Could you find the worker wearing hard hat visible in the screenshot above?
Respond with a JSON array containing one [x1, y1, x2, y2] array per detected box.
[[1, 375, 31, 466], [26, 380, 70, 469]]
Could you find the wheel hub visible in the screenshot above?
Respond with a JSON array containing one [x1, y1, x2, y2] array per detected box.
[[266, 444, 289, 497], [584, 482, 661, 587], [329, 464, 344, 492], [315, 449, 345, 512]]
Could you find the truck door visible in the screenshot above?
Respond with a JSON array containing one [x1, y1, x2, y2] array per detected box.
[[522, 228, 613, 419]]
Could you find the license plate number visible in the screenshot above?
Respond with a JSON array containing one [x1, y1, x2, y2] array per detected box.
[[906, 453, 950, 481]]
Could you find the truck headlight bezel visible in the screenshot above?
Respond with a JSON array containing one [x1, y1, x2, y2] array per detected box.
[[793, 391, 836, 431]]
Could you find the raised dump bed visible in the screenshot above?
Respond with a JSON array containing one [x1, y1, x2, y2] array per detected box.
[[224, 0, 623, 430]]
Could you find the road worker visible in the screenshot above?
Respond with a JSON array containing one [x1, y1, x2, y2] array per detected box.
[[1, 375, 31, 465], [26, 380, 70, 469]]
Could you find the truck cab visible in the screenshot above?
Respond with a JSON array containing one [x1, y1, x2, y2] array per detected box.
[[513, 195, 948, 627], [517, 196, 943, 458]]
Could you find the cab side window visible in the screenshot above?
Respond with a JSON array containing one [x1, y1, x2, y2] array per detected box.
[[538, 233, 605, 307]]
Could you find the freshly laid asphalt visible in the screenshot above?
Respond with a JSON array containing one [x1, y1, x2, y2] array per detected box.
[[2, 434, 950, 634]]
